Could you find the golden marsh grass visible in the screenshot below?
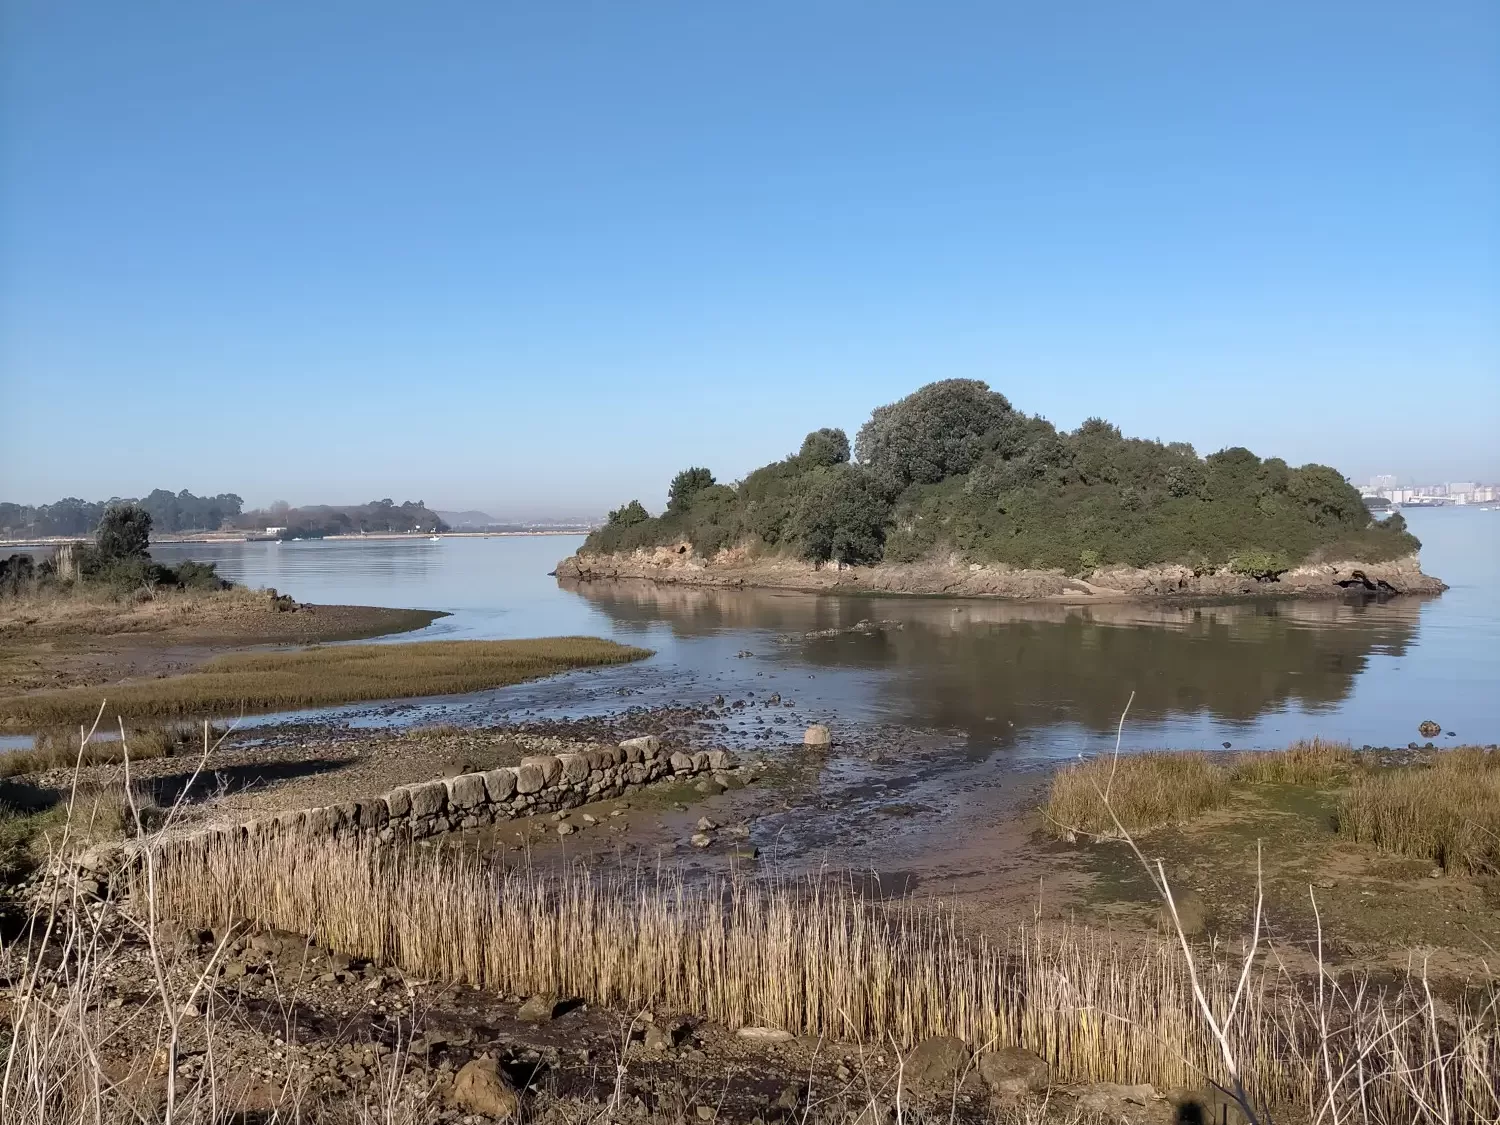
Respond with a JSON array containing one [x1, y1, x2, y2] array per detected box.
[[1339, 747, 1500, 875], [1043, 750, 1231, 837], [0, 637, 650, 727], [136, 829, 1499, 1123]]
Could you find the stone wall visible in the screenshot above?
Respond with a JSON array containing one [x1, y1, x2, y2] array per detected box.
[[249, 735, 738, 845]]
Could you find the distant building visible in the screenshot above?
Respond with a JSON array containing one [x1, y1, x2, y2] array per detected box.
[[264, 526, 287, 535], [1368, 474, 1398, 492]]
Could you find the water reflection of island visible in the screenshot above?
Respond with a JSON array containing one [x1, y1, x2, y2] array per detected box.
[[559, 577, 1425, 735]]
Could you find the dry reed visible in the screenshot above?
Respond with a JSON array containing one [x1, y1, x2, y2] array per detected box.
[[1043, 751, 1231, 837], [135, 829, 1500, 1123], [1338, 747, 1500, 875], [0, 637, 650, 726]]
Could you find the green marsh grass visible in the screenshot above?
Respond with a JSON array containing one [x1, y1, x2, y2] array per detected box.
[[0, 637, 650, 727]]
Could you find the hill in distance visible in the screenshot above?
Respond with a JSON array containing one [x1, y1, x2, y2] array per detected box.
[[583, 379, 1419, 579]]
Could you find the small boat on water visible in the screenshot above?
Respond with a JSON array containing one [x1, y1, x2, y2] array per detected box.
[[429, 534, 441, 541]]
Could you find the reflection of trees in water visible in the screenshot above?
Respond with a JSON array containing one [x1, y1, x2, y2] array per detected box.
[[560, 578, 1424, 734]]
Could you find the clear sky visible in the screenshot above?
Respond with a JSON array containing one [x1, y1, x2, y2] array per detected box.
[[2, 2, 1496, 517]]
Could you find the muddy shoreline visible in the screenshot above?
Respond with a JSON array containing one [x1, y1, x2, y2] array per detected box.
[[556, 548, 1446, 603]]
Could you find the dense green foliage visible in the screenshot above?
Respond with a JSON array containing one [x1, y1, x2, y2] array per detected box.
[[0, 489, 243, 537], [585, 379, 1419, 573]]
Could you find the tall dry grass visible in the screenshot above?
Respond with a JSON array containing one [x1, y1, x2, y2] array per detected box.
[[1230, 737, 1359, 785], [0, 637, 650, 726], [134, 828, 1500, 1123], [1043, 751, 1231, 837], [1338, 747, 1500, 875]]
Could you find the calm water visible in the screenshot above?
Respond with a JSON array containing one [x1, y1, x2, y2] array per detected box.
[[149, 508, 1500, 760]]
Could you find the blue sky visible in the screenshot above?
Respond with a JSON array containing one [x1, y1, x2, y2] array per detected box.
[[2, 2, 1496, 517]]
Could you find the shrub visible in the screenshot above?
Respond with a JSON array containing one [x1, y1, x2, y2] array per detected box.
[[855, 379, 1014, 493], [95, 503, 152, 562], [606, 499, 650, 527], [791, 465, 890, 565], [797, 427, 851, 468], [1229, 551, 1293, 581], [667, 467, 716, 512]]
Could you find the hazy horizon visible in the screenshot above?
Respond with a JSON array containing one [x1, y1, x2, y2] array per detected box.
[[3, 3, 1496, 512]]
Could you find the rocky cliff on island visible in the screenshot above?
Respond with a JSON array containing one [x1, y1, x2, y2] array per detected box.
[[555, 545, 1444, 602], [567, 380, 1443, 603]]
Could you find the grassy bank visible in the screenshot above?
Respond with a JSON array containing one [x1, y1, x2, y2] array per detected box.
[[1044, 740, 1500, 874], [0, 637, 650, 727]]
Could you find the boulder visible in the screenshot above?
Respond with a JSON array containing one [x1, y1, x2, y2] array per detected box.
[[354, 798, 389, 830], [902, 1036, 971, 1089], [977, 1046, 1049, 1100], [642, 1022, 676, 1051], [514, 764, 545, 795], [517, 994, 558, 1022], [453, 1057, 520, 1120], [407, 781, 448, 819], [386, 788, 412, 818], [521, 755, 562, 786], [707, 749, 737, 771], [1073, 1083, 1164, 1123], [446, 773, 487, 810], [620, 735, 659, 762], [670, 751, 695, 774], [557, 753, 590, 784], [803, 724, 832, 748], [483, 768, 517, 801]]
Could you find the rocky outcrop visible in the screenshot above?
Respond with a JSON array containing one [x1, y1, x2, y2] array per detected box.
[[556, 546, 1446, 602]]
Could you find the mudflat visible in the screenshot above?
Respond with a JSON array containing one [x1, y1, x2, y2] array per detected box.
[[0, 586, 443, 698]]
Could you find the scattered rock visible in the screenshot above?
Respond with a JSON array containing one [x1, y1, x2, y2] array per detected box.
[[696, 817, 719, 831], [977, 1046, 1049, 1099], [1160, 892, 1209, 938], [643, 1022, 676, 1051], [556, 822, 576, 836], [453, 1057, 520, 1119], [690, 832, 713, 848], [803, 724, 832, 748], [902, 1036, 971, 1088], [696, 1105, 716, 1120], [517, 994, 558, 1022], [1073, 1082, 1163, 1123], [737, 1026, 794, 1044]]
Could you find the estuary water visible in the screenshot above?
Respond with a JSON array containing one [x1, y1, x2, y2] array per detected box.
[[150, 507, 1500, 761]]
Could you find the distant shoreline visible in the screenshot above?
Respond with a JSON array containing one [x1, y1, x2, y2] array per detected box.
[[0, 529, 592, 548]]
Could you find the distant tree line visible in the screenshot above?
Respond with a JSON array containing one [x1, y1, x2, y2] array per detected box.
[[0, 491, 448, 540], [0, 489, 243, 537], [236, 499, 447, 538], [586, 379, 1419, 574]]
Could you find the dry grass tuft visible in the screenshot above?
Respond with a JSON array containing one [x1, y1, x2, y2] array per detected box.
[[1338, 746, 1500, 875], [1231, 737, 1360, 785], [0, 637, 650, 727], [1043, 751, 1231, 837], [0, 723, 216, 778]]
